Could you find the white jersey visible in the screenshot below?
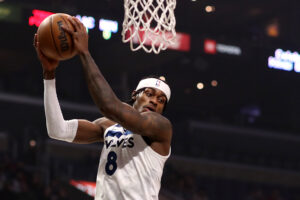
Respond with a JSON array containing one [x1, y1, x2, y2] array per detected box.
[[95, 123, 170, 200]]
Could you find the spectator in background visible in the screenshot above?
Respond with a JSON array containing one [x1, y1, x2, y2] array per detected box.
[[0, 181, 17, 200]]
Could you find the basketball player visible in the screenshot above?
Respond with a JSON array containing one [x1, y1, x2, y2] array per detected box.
[[34, 16, 172, 200]]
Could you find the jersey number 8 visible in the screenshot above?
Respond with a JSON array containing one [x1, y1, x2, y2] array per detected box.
[[105, 151, 117, 176]]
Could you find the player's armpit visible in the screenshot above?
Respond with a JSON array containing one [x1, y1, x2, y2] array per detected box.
[[72, 118, 115, 144]]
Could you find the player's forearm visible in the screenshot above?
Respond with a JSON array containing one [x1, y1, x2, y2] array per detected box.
[[79, 51, 120, 116], [44, 79, 78, 142]]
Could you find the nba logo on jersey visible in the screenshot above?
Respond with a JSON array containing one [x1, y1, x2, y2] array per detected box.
[[155, 80, 161, 87]]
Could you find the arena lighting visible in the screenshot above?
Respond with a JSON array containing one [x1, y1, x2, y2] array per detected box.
[[266, 22, 279, 37], [99, 19, 118, 33], [205, 5, 215, 13], [268, 48, 300, 72], [28, 9, 54, 27], [211, 80, 218, 87], [99, 18, 118, 40], [70, 180, 96, 197], [204, 39, 242, 56], [197, 82, 204, 90], [204, 39, 217, 54], [29, 139, 36, 147], [159, 76, 166, 81], [217, 43, 241, 55], [76, 15, 95, 30], [102, 31, 112, 40], [0, 4, 22, 23]]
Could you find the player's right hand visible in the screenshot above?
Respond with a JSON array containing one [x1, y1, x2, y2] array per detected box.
[[34, 33, 59, 72], [62, 16, 89, 55]]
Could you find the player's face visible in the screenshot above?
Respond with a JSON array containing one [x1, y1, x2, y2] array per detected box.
[[133, 88, 167, 114]]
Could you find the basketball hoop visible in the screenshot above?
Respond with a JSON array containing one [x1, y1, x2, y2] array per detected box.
[[122, 0, 177, 54]]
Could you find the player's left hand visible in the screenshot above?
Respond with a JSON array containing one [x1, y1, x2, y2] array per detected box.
[[33, 33, 59, 72], [62, 16, 89, 55]]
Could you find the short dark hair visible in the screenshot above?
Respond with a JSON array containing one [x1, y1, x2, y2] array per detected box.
[[128, 75, 169, 112]]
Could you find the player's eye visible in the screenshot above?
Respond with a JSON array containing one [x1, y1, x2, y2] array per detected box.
[[158, 98, 166, 104], [145, 91, 152, 97]]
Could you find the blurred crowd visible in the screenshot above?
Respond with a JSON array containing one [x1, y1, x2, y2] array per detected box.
[[0, 153, 71, 200], [161, 164, 299, 200]]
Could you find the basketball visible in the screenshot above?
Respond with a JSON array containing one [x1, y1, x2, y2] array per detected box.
[[37, 13, 77, 61]]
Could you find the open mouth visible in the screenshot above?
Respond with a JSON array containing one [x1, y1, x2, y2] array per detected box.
[[144, 106, 155, 112]]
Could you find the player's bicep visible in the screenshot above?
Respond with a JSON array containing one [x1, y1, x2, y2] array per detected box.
[[72, 119, 103, 144], [138, 112, 172, 142], [109, 103, 172, 142]]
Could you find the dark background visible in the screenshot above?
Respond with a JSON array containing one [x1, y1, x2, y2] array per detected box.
[[0, 0, 300, 200]]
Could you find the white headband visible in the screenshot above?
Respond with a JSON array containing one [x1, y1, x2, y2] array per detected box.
[[136, 78, 171, 102]]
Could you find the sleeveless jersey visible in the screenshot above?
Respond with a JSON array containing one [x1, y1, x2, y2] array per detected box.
[[95, 124, 170, 200]]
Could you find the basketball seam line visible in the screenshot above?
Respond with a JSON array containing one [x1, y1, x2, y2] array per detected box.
[[50, 15, 62, 59]]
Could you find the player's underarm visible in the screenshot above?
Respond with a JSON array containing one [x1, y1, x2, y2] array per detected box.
[[72, 120, 104, 144]]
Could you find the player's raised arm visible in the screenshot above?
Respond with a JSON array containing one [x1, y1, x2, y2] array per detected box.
[[34, 34, 110, 144], [63, 17, 172, 145]]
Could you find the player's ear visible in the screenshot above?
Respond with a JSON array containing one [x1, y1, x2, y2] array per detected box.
[[131, 90, 137, 101]]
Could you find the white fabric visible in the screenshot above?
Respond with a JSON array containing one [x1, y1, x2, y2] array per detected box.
[[95, 124, 170, 200], [136, 78, 171, 101], [122, 0, 177, 54], [44, 79, 78, 143]]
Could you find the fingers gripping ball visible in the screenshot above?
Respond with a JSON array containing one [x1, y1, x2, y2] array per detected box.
[[37, 13, 77, 61]]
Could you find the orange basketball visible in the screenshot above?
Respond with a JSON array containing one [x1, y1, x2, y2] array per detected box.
[[37, 13, 77, 61]]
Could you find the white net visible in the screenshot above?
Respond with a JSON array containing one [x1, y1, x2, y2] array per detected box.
[[122, 0, 177, 54]]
